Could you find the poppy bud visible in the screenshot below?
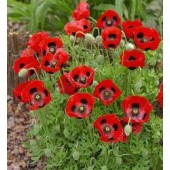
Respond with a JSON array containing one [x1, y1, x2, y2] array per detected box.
[[72, 150, 80, 161], [63, 129, 70, 138], [88, 167, 93, 170], [18, 68, 28, 77], [85, 33, 95, 44], [95, 35, 102, 45], [70, 35, 76, 42], [44, 148, 52, 157], [101, 166, 108, 170], [124, 124, 132, 136], [92, 80, 98, 88], [96, 55, 104, 63], [125, 43, 135, 50]]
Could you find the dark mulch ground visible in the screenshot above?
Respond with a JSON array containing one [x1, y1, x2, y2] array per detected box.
[[7, 95, 46, 170]]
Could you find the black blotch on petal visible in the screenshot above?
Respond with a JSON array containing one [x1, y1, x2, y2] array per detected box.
[[44, 89, 48, 96], [129, 67, 136, 70], [83, 25, 88, 29], [80, 99, 88, 105], [39, 103, 45, 108], [71, 105, 76, 112], [142, 113, 147, 120], [102, 16, 106, 21], [30, 88, 37, 94], [48, 42, 56, 47], [132, 103, 140, 109], [108, 34, 116, 39], [137, 32, 144, 39], [108, 137, 114, 141], [18, 96, 22, 100], [30, 70, 35, 75], [19, 63, 25, 68], [73, 74, 79, 82], [113, 16, 118, 22], [111, 87, 116, 92], [113, 124, 118, 131], [45, 61, 50, 66], [47, 71, 54, 74], [43, 50, 46, 56], [86, 71, 90, 77], [100, 118, 107, 124], [129, 56, 136, 61], [145, 48, 150, 51], [72, 32, 76, 36], [99, 86, 105, 92], [108, 44, 115, 48]]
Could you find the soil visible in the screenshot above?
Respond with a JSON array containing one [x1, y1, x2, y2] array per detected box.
[[7, 95, 46, 170]]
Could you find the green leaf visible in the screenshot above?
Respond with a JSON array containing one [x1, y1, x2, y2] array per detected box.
[[93, 4, 115, 11]]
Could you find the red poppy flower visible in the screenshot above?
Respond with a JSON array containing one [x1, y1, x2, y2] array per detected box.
[[119, 49, 145, 70], [27, 32, 49, 54], [64, 19, 91, 37], [21, 80, 51, 110], [122, 19, 142, 39], [13, 81, 32, 102], [72, 1, 90, 20], [93, 79, 121, 106], [65, 65, 94, 88], [101, 26, 122, 49], [57, 74, 79, 95], [96, 10, 121, 29], [43, 37, 63, 56], [65, 93, 95, 118], [157, 83, 163, 108], [133, 27, 161, 51], [121, 96, 152, 123], [94, 114, 125, 143], [121, 119, 143, 135], [13, 56, 40, 76], [41, 48, 69, 74]]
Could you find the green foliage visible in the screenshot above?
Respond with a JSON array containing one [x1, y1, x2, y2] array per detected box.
[[23, 34, 163, 170], [8, 0, 163, 34]]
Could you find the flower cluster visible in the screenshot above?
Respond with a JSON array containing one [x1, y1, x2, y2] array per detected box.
[[13, 1, 162, 143]]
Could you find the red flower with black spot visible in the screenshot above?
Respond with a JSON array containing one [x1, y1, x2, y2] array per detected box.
[[27, 32, 49, 54], [13, 56, 40, 76], [93, 79, 121, 106], [119, 49, 145, 70], [121, 96, 152, 123], [133, 27, 160, 51], [57, 74, 79, 95], [96, 10, 121, 29], [21, 80, 51, 110], [65, 93, 95, 119], [13, 81, 32, 102], [94, 114, 125, 143], [43, 37, 63, 56], [122, 19, 142, 39], [65, 65, 94, 88], [64, 19, 91, 37], [72, 1, 90, 20], [157, 83, 163, 108], [101, 26, 122, 49], [41, 48, 69, 74]]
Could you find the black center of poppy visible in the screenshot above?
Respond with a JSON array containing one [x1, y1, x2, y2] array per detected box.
[[108, 44, 115, 48], [129, 56, 136, 61], [83, 25, 88, 29], [103, 126, 111, 133], [132, 103, 140, 116], [49, 47, 56, 54], [103, 90, 111, 99], [106, 19, 113, 26], [78, 105, 86, 114], [34, 93, 42, 101], [137, 32, 144, 39], [79, 77, 86, 84], [108, 34, 116, 39]]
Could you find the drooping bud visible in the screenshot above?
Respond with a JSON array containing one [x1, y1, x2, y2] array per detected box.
[[18, 68, 28, 77], [124, 124, 132, 136], [95, 35, 102, 45], [125, 43, 135, 50], [85, 33, 95, 44], [72, 150, 80, 161], [96, 55, 104, 64]]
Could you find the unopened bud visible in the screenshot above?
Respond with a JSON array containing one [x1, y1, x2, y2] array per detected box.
[[85, 33, 95, 44], [95, 35, 102, 45], [125, 43, 135, 50], [18, 68, 28, 77], [72, 151, 80, 161], [124, 124, 132, 136]]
